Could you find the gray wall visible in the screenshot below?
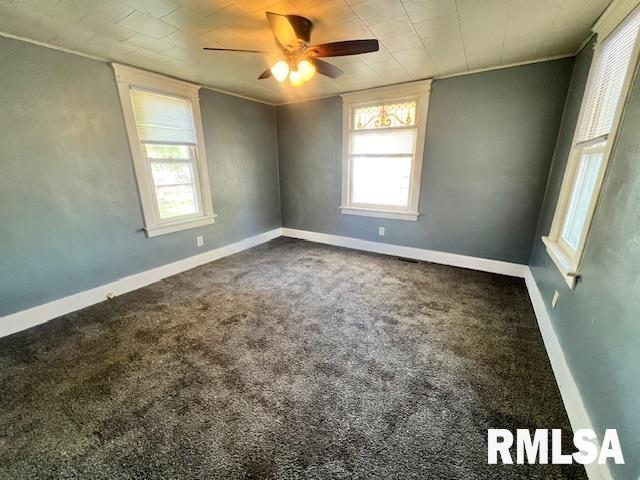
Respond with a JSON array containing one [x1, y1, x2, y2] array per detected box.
[[0, 36, 281, 317], [530, 40, 640, 479], [276, 59, 574, 264]]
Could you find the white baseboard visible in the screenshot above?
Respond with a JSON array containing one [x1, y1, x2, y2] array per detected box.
[[281, 228, 612, 479], [0, 228, 282, 339], [0, 225, 614, 478], [524, 268, 613, 480], [0, 227, 527, 339], [281, 228, 528, 278]]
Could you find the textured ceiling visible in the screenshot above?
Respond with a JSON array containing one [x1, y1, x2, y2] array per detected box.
[[0, 0, 611, 104]]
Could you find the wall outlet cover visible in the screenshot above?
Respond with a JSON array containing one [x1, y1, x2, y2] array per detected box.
[[197, 236, 204, 247], [378, 227, 385, 236]]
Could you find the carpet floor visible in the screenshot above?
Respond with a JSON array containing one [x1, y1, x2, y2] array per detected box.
[[0, 238, 585, 479]]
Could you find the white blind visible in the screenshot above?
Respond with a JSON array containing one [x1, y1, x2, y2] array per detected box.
[[130, 88, 197, 145], [577, 9, 640, 143]]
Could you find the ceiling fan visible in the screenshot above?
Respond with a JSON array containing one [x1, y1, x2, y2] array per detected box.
[[203, 12, 379, 87]]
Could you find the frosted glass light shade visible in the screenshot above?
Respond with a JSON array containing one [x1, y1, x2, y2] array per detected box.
[[290, 70, 304, 87], [298, 60, 316, 82], [271, 61, 289, 82]]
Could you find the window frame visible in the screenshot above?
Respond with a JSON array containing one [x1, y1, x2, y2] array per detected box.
[[113, 64, 215, 237], [543, 11, 640, 288], [339, 80, 432, 221]]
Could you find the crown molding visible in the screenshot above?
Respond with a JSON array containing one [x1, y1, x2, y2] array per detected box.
[[275, 53, 576, 106], [0, 31, 107, 61], [0, 31, 278, 106], [340, 79, 431, 103], [0, 30, 590, 109], [437, 53, 576, 80]]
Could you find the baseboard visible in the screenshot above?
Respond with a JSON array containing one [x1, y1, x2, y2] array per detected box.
[[281, 228, 528, 278], [0, 227, 614, 478], [281, 228, 612, 479], [524, 268, 613, 480], [0, 228, 526, 339], [0, 228, 283, 339]]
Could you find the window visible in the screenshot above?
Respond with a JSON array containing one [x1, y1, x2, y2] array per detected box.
[[340, 81, 431, 221], [113, 64, 215, 237], [543, 8, 640, 288]]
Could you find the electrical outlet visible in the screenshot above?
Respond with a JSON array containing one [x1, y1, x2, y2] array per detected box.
[[378, 227, 385, 236], [196, 235, 204, 247], [552, 290, 560, 309]]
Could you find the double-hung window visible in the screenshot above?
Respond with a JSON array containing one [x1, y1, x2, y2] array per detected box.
[[340, 81, 431, 221], [113, 64, 215, 237], [544, 7, 640, 288]]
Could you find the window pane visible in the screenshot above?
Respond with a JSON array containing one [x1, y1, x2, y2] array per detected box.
[[351, 156, 412, 207], [145, 144, 191, 160], [155, 185, 198, 219], [354, 102, 416, 130], [561, 149, 604, 251], [150, 162, 194, 186], [350, 130, 416, 155]]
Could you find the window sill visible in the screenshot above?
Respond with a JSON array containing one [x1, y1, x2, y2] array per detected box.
[[145, 214, 216, 238], [339, 206, 419, 221], [542, 236, 579, 289]]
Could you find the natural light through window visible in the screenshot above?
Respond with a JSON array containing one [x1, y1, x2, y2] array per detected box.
[[340, 82, 431, 221], [131, 90, 201, 220], [543, 7, 640, 287], [560, 144, 605, 250], [114, 65, 215, 237], [146, 145, 199, 219]]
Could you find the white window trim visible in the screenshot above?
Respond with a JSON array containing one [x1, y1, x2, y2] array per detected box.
[[543, 11, 640, 288], [339, 80, 432, 221], [112, 64, 215, 238], [592, 0, 640, 41]]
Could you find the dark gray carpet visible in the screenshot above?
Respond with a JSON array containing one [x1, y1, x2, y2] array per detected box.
[[0, 238, 585, 479]]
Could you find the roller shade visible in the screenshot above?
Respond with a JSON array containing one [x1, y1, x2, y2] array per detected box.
[[130, 88, 197, 145], [577, 9, 640, 143]]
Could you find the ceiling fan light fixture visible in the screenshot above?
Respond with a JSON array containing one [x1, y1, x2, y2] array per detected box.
[[298, 59, 316, 82], [290, 69, 304, 87], [206, 13, 379, 83], [271, 60, 290, 82]]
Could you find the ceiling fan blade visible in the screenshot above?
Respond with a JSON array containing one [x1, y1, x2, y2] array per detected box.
[[203, 47, 271, 53], [258, 68, 272, 80], [308, 58, 343, 79], [266, 12, 299, 51], [285, 14, 313, 43], [308, 39, 379, 57]]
